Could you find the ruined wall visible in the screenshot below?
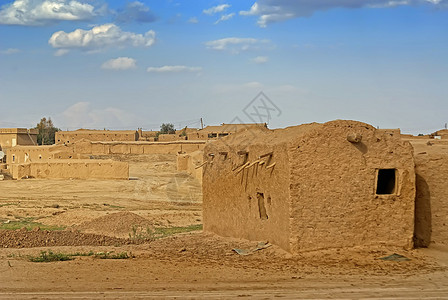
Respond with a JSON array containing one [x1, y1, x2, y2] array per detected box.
[[11, 160, 128, 180], [203, 128, 292, 251], [288, 121, 416, 252], [177, 150, 203, 182], [411, 140, 448, 246]]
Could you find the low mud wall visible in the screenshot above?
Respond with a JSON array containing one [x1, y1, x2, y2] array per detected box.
[[74, 141, 206, 155], [177, 150, 203, 183], [11, 160, 129, 180]]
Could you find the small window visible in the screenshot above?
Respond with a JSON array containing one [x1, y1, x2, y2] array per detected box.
[[376, 169, 397, 195]]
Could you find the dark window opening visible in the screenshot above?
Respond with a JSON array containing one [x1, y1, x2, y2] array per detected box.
[[376, 169, 397, 195], [218, 133, 229, 137], [257, 192, 268, 220], [208, 133, 217, 138]]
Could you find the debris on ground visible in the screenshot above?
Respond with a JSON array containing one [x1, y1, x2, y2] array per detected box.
[[233, 242, 272, 256], [379, 253, 411, 262]]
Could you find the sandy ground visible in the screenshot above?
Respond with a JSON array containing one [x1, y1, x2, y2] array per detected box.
[[0, 154, 447, 299]]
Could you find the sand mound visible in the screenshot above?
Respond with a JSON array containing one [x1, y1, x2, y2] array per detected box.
[[0, 228, 138, 248], [76, 212, 154, 238]]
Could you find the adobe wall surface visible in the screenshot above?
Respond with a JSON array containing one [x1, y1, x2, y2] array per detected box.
[[288, 121, 415, 252], [203, 127, 292, 251], [411, 140, 448, 246], [11, 159, 129, 180], [177, 150, 203, 182]]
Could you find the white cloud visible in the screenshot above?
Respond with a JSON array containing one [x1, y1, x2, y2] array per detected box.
[[188, 17, 199, 23], [146, 65, 202, 73], [240, 0, 447, 27], [54, 49, 69, 56], [203, 4, 230, 15], [101, 57, 137, 70], [205, 37, 270, 54], [243, 81, 263, 89], [114, 1, 156, 23], [215, 12, 235, 24], [0, 0, 96, 26], [0, 48, 20, 54], [61, 102, 139, 129], [48, 24, 156, 51], [251, 56, 268, 64]]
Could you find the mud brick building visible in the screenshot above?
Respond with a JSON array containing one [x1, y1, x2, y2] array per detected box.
[[202, 120, 416, 253]]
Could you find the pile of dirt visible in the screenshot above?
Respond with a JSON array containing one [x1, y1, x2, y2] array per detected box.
[[0, 228, 141, 248], [75, 212, 154, 238]]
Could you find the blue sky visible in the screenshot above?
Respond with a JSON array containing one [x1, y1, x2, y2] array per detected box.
[[0, 0, 447, 133]]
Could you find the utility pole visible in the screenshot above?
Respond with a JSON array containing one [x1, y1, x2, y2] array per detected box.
[[200, 118, 204, 130]]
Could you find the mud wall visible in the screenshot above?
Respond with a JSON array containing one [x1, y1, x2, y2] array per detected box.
[[11, 160, 129, 180], [5, 145, 74, 165], [187, 132, 207, 140], [73, 141, 206, 155], [56, 131, 138, 144], [412, 142, 448, 246], [158, 134, 186, 141], [6, 146, 53, 164], [6, 141, 206, 165], [0, 133, 37, 149], [177, 150, 203, 182], [288, 121, 416, 252], [203, 136, 292, 251]]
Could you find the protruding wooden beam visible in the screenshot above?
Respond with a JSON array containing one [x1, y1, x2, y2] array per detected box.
[[259, 152, 273, 159], [195, 161, 208, 169], [266, 162, 276, 169]]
